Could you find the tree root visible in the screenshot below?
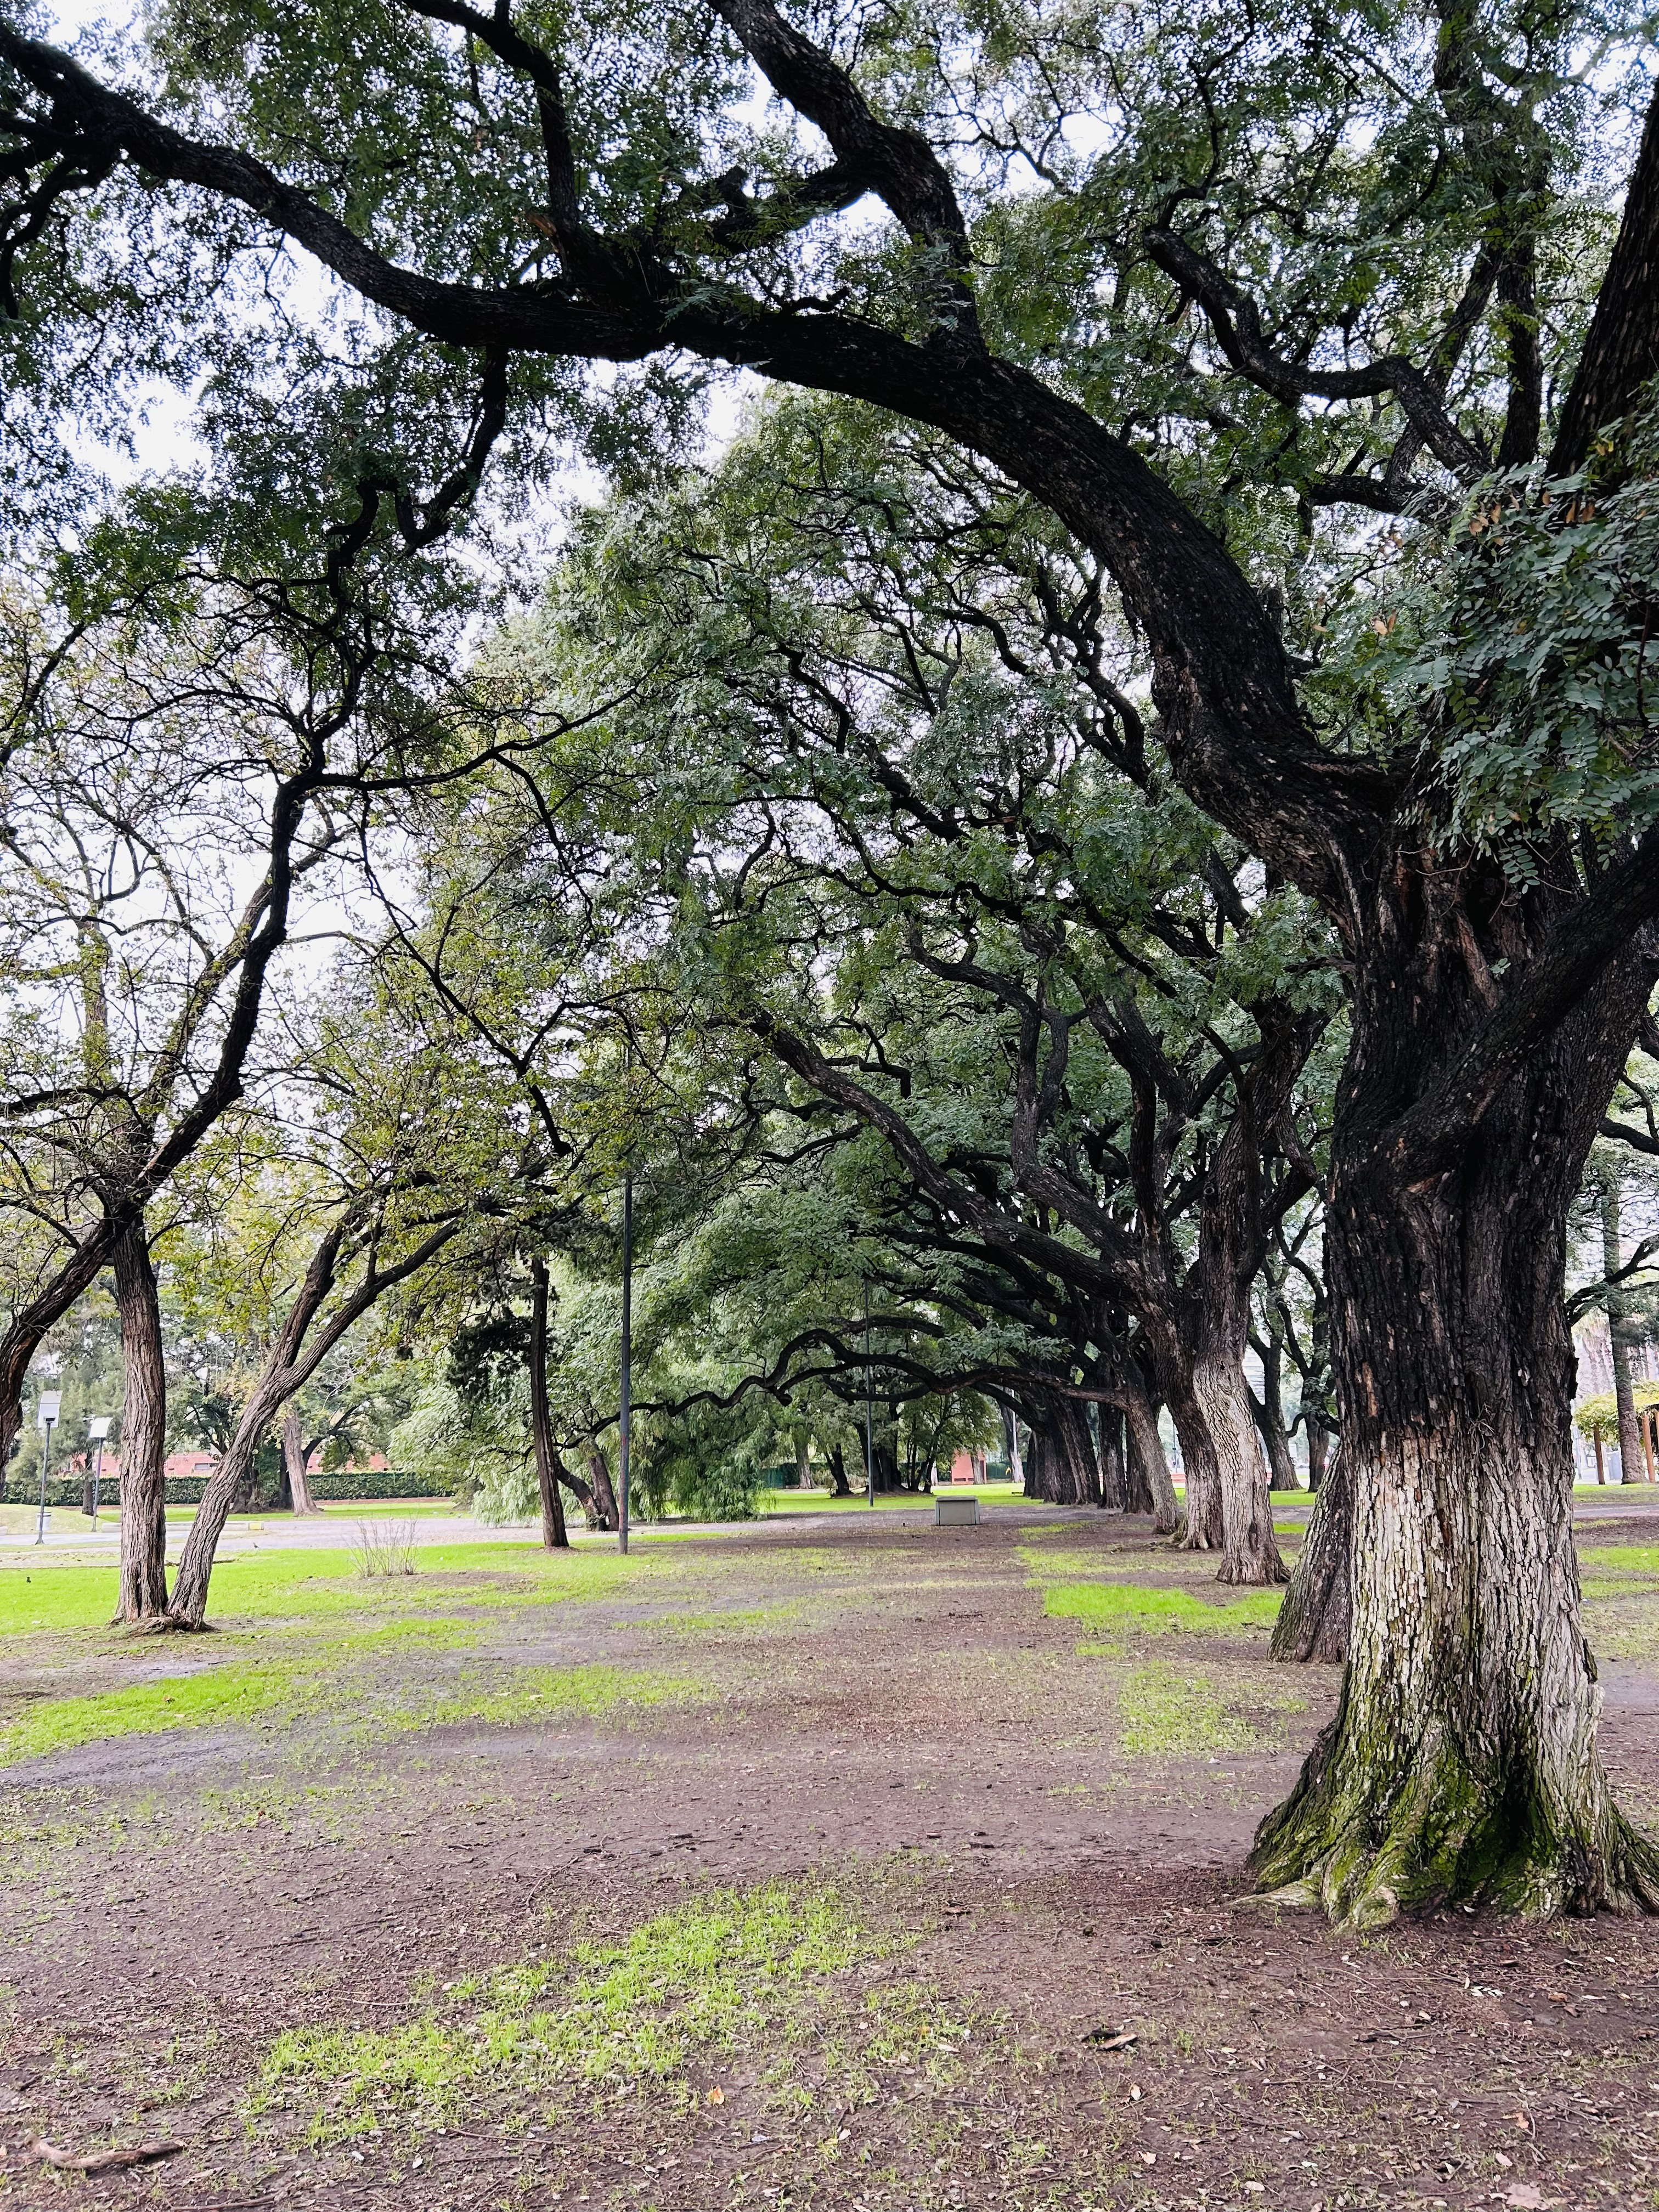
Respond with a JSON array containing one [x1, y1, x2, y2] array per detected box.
[[1250, 1703, 1659, 1925]]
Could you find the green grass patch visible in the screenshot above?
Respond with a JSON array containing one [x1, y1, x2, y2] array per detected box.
[[0, 1542, 653, 1638], [257, 1880, 898, 2138], [1110, 1661, 1302, 1757], [0, 1663, 292, 1765], [1040, 1579, 1283, 1640], [426, 1661, 710, 1729]]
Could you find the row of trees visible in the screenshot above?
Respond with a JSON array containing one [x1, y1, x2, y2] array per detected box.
[[5, 0, 1659, 1921]]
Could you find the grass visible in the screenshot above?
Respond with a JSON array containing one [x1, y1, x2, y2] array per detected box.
[[0, 1612, 703, 1769], [0, 1541, 652, 1637], [1111, 1660, 1304, 1757], [1040, 1579, 1284, 1639], [257, 1880, 899, 2138]]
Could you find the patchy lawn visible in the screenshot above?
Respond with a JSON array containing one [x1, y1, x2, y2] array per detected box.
[[1, 1498, 1657, 2209]]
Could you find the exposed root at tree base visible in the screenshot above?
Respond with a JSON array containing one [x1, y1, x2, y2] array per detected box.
[[1250, 1740, 1659, 1927]]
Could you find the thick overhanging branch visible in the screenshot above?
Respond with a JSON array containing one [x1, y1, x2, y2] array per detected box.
[[1143, 226, 1490, 481], [1389, 827, 1659, 1182]]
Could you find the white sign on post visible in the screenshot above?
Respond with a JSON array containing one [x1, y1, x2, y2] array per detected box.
[[88, 1415, 111, 1441], [36, 1391, 61, 1429]]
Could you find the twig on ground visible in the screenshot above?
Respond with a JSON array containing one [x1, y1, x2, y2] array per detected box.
[[28, 2134, 184, 2172]]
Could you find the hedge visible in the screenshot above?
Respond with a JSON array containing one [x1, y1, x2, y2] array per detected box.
[[4, 1469, 453, 1509]]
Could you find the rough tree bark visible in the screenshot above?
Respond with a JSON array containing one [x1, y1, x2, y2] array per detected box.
[[1601, 1176, 1648, 1484], [1250, 1323, 1301, 1494], [585, 1445, 620, 1528], [111, 1216, 168, 1621], [1121, 1371, 1179, 1532], [1271, 1445, 1350, 1664], [1098, 1406, 1126, 1511], [283, 1409, 321, 1515], [1252, 958, 1659, 1918], [528, 1257, 570, 1549]]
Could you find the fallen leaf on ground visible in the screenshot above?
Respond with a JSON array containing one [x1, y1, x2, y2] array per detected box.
[[29, 2136, 184, 2174], [1503, 2187, 1545, 2209], [1084, 2025, 1137, 2049]]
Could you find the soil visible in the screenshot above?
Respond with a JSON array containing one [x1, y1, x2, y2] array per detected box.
[[2, 1498, 1658, 2211]]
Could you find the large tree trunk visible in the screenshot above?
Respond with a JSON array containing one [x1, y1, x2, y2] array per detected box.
[[1271, 1443, 1350, 1663], [1122, 1372, 1179, 1533], [170, 1375, 292, 1623], [529, 1258, 570, 1549], [1601, 1177, 1649, 1483], [825, 1440, 852, 1497], [284, 1408, 320, 1515], [1251, 1332, 1301, 1493], [1097, 1404, 1126, 1511], [112, 1215, 168, 1622], [1252, 976, 1659, 1921], [1155, 1356, 1224, 1550], [584, 1444, 619, 1529], [1193, 1346, 1289, 1585]]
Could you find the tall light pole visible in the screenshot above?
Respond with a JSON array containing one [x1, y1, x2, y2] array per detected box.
[[35, 1390, 60, 1545], [864, 1282, 875, 1510], [88, 1415, 111, 1525], [618, 1166, 632, 1555]]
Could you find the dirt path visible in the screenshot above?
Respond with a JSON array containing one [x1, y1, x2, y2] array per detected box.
[[2, 1502, 1658, 2210]]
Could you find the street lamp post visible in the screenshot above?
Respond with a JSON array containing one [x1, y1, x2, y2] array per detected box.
[[88, 1415, 111, 1525], [35, 1390, 61, 1546]]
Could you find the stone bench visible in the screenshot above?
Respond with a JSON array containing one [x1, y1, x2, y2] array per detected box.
[[936, 1494, 980, 1526]]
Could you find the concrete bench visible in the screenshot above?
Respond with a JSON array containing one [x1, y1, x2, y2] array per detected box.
[[936, 1494, 980, 1526]]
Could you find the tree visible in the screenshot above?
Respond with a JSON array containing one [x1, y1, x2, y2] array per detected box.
[[7, 0, 1659, 1914]]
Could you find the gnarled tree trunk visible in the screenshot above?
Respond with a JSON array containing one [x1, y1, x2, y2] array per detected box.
[[585, 1443, 619, 1528], [1098, 1404, 1126, 1511], [1122, 1372, 1179, 1533], [1601, 1176, 1649, 1483], [284, 1409, 321, 1515], [1253, 968, 1659, 1921], [112, 1214, 168, 1622], [1271, 1443, 1349, 1663], [1193, 1346, 1288, 1587]]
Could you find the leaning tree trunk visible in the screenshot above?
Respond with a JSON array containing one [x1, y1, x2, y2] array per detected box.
[[1122, 1371, 1179, 1533], [825, 1441, 852, 1496], [284, 1409, 321, 1515], [1192, 1346, 1288, 1585], [1601, 1178, 1648, 1483], [1252, 1335, 1301, 1494], [584, 1444, 620, 1528], [1271, 1443, 1350, 1663], [112, 1214, 168, 1622], [1252, 980, 1659, 1921]]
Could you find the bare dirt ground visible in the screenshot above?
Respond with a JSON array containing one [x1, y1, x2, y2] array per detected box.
[[2, 1498, 1658, 2212]]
